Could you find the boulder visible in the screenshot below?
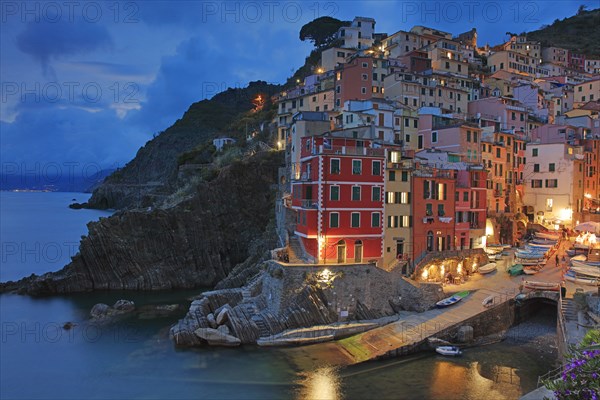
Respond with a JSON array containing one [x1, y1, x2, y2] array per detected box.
[[113, 299, 135, 312], [207, 313, 217, 328], [90, 303, 111, 318], [194, 328, 241, 347], [216, 307, 230, 325], [217, 325, 230, 335]]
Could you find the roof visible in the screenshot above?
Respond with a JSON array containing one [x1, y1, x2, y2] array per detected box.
[[580, 101, 600, 112]]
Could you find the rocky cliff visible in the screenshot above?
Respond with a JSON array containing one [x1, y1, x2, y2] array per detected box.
[[1, 151, 284, 295]]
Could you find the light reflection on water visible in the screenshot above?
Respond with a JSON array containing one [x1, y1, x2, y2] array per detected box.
[[295, 366, 343, 400]]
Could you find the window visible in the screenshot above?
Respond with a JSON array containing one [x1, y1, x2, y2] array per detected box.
[[546, 198, 553, 211], [351, 212, 360, 228], [362, 73, 368, 81], [466, 130, 471, 142], [389, 171, 395, 181], [545, 179, 558, 188], [400, 192, 410, 204], [352, 160, 362, 174], [532, 148, 538, 157], [463, 191, 469, 201], [432, 131, 438, 143], [533, 164, 539, 172], [362, 62, 368, 68], [426, 203, 433, 216], [371, 213, 380, 228], [352, 186, 361, 201], [329, 213, 339, 228], [404, 118, 409, 127], [438, 204, 445, 216], [330, 186, 339, 201], [331, 159, 340, 174], [549, 163, 555, 172], [372, 186, 381, 202], [531, 179, 542, 188], [372, 161, 381, 175], [413, 119, 418, 128], [401, 171, 408, 182]]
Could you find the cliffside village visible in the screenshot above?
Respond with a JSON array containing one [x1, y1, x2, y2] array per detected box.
[[273, 17, 600, 272]]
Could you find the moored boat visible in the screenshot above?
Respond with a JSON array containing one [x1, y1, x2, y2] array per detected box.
[[436, 291, 469, 308], [478, 263, 497, 274], [570, 265, 600, 278], [515, 257, 546, 266], [524, 280, 560, 291], [535, 232, 561, 240], [565, 271, 599, 286], [435, 346, 462, 356], [508, 264, 524, 276], [523, 265, 542, 275], [527, 242, 555, 249]]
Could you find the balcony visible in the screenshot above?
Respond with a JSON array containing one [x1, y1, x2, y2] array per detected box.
[[300, 199, 318, 209], [316, 145, 385, 157], [292, 172, 313, 182], [494, 190, 503, 198]]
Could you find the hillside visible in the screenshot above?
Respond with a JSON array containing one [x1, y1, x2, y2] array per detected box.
[[86, 80, 280, 209], [527, 8, 600, 57]]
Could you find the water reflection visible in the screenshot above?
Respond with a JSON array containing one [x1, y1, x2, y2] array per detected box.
[[295, 366, 342, 400]]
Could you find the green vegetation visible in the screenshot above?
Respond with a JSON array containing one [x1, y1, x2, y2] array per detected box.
[[299, 16, 350, 49], [527, 8, 600, 57]]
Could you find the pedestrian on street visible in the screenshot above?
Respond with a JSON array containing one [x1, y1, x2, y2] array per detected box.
[[555, 254, 559, 266]]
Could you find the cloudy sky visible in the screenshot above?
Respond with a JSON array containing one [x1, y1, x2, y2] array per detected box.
[[1, 0, 597, 173]]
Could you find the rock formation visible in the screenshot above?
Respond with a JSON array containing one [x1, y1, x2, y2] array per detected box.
[[0, 152, 283, 296]]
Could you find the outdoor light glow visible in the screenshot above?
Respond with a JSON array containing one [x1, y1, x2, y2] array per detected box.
[[440, 264, 445, 276], [560, 208, 573, 221], [457, 262, 463, 274], [422, 268, 429, 280], [585, 193, 592, 199]]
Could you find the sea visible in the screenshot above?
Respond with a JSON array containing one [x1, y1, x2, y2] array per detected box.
[[0, 191, 556, 399]]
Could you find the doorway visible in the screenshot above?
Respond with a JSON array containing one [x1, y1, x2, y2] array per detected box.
[[354, 240, 363, 263], [337, 240, 346, 263]]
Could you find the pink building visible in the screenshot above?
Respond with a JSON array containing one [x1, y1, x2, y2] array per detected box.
[[468, 97, 528, 133]]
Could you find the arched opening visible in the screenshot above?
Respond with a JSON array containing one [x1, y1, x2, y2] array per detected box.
[[426, 231, 434, 251], [354, 240, 363, 263], [337, 240, 346, 264]]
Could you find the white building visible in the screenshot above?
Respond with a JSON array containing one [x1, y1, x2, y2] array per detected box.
[[213, 137, 236, 151], [523, 142, 585, 228], [336, 17, 375, 50]]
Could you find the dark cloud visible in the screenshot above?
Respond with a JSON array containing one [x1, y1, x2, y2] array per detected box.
[[17, 21, 112, 76]]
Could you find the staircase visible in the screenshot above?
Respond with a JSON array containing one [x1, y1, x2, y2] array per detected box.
[[561, 298, 577, 322], [288, 236, 311, 263]]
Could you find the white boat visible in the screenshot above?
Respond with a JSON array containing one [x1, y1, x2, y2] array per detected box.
[[527, 242, 555, 249], [482, 295, 495, 307], [571, 259, 600, 269], [524, 281, 560, 291], [515, 257, 546, 266], [535, 232, 561, 240], [523, 265, 542, 275], [565, 271, 599, 286], [570, 265, 600, 278], [478, 263, 497, 274], [571, 255, 587, 262], [436, 346, 462, 356]]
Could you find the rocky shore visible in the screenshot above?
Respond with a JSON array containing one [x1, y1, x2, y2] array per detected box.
[[0, 152, 283, 296], [170, 260, 444, 347]]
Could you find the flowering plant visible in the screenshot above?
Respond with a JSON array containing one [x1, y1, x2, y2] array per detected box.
[[544, 330, 600, 399]]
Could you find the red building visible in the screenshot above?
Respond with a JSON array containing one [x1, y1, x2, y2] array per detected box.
[[292, 135, 386, 264], [334, 56, 385, 109], [409, 162, 487, 262]]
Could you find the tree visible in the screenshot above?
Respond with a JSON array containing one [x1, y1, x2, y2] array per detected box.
[[299, 17, 350, 49], [578, 4, 588, 15]]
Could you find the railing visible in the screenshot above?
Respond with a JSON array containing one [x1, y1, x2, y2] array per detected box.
[[300, 199, 318, 209], [317, 145, 385, 157]]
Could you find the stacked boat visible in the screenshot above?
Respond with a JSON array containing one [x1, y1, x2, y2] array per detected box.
[[566, 253, 600, 286]]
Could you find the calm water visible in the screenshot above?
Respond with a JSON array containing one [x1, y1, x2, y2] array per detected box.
[[0, 192, 555, 399]]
